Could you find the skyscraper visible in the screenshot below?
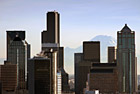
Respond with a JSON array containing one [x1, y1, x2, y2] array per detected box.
[[7, 31, 30, 89], [83, 41, 100, 62], [108, 46, 116, 63], [7, 31, 25, 59], [75, 41, 100, 94], [28, 57, 52, 94], [117, 24, 137, 93], [87, 63, 118, 93], [41, 11, 70, 93], [42, 11, 60, 47], [41, 11, 62, 69], [0, 61, 17, 92]]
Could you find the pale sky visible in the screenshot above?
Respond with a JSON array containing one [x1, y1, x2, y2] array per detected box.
[[0, 0, 140, 74]]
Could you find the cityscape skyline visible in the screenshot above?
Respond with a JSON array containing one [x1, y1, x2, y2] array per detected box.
[[0, 1, 139, 93], [0, 0, 140, 75]]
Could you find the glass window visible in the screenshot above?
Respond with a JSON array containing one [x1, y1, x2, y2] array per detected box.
[[122, 38, 125, 48], [128, 38, 131, 48]]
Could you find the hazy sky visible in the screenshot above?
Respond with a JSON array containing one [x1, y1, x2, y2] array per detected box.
[[0, 0, 140, 74]]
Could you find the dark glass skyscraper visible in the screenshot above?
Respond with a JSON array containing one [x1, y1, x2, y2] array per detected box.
[[108, 46, 116, 63], [117, 24, 137, 93], [6, 31, 30, 89], [42, 11, 60, 46], [7, 31, 25, 59], [41, 11, 70, 93], [41, 11, 63, 69], [75, 41, 100, 94], [28, 57, 51, 94]]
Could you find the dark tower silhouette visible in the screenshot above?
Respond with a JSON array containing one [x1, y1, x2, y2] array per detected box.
[[6, 31, 30, 90], [117, 24, 137, 93], [108, 46, 116, 63], [41, 11, 70, 93], [42, 11, 60, 45], [7, 31, 25, 59], [75, 41, 100, 94]]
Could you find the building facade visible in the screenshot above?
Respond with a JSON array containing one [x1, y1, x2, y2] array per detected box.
[[28, 57, 51, 94], [42, 11, 60, 44], [7, 35, 29, 89], [0, 62, 17, 91], [41, 11, 69, 93], [75, 41, 100, 94], [6, 31, 30, 90], [108, 46, 116, 63], [83, 41, 100, 62], [7, 31, 25, 59], [88, 63, 118, 93], [117, 24, 137, 93]]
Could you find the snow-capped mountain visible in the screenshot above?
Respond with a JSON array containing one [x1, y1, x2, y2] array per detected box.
[[64, 35, 117, 74]]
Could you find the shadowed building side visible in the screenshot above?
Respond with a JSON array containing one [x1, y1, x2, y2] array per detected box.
[[6, 31, 30, 90], [75, 41, 100, 94], [28, 57, 51, 94], [41, 11, 70, 93], [7, 31, 25, 60], [42, 11, 60, 45], [83, 41, 100, 62], [0, 61, 17, 93], [108, 46, 116, 63], [117, 24, 137, 93], [86, 63, 118, 93]]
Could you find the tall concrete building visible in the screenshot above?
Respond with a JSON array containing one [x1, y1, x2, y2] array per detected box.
[[41, 11, 69, 93], [41, 11, 63, 69], [28, 57, 52, 94], [87, 63, 118, 93], [0, 62, 17, 92], [117, 24, 137, 93], [7, 31, 25, 59], [108, 46, 116, 63], [61, 69, 70, 93], [42, 11, 60, 48], [6, 31, 30, 89], [74, 53, 83, 94], [83, 41, 100, 62], [75, 41, 100, 94]]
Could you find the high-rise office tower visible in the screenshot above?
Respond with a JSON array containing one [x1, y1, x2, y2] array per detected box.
[[0, 61, 17, 92], [83, 41, 100, 62], [74, 53, 83, 94], [61, 68, 70, 92], [108, 46, 116, 63], [41, 11, 69, 93], [58, 47, 64, 69], [42, 11, 60, 47], [87, 63, 118, 93], [41, 11, 63, 69], [7, 31, 30, 89], [117, 24, 137, 93], [28, 49, 58, 94], [75, 41, 100, 94], [7, 31, 25, 59], [28, 57, 52, 94]]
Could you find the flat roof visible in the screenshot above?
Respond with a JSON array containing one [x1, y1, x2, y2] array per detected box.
[[92, 63, 117, 67]]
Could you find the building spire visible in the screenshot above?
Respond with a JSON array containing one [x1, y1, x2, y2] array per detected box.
[[121, 24, 131, 32]]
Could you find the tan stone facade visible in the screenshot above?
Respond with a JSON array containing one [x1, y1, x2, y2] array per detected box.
[[88, 63, 118, 93], [0, 63, 17, 91], [83, 41, 100, 62], [108, 46, 116, 63]]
